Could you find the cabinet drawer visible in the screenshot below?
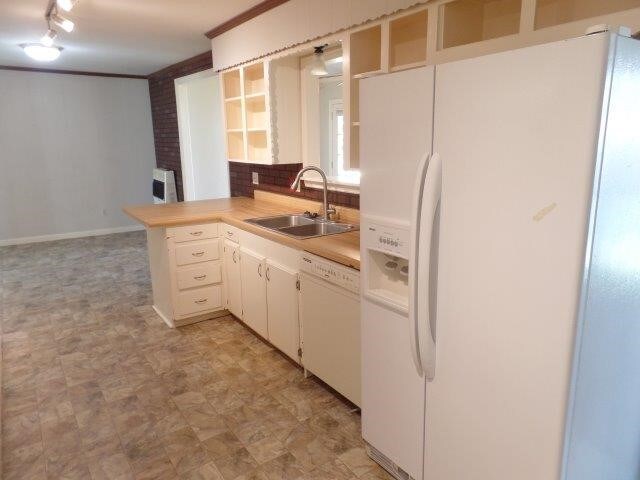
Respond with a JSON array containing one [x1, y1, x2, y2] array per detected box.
[[176, 262, 222, 290], [168, 223, 218, 243], [222, 224, 241, 243], [175, 239, 220, 266], [176, 285, 222, 317]]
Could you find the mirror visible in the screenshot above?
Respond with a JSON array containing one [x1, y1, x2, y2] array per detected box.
[[300, 45, 357, 184]]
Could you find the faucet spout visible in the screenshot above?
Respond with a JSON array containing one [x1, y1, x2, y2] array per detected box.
[[290, 166, 336, 221]]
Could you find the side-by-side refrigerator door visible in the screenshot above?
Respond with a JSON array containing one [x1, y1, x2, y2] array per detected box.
[[424, 33, 611, 480], [360, 65, 435, 480]]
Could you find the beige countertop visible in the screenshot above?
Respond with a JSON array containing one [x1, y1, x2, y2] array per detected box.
[[123, 194, 361, 270]]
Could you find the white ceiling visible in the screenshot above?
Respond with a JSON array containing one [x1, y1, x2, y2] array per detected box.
[[0, 0, 263, 76]]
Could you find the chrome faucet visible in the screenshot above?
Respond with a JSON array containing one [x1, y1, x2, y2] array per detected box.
[[290, 166, 336, 221]]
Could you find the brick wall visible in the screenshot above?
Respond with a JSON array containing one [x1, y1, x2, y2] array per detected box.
[[229, 161, 360, 209], [148, 51, 213, 201]]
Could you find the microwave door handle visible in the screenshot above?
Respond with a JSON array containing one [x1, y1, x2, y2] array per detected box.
[[409, 152, 431, 377], [417, 152, 442, 381]]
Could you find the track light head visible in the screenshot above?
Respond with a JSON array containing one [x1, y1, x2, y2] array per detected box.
[[56, 0, 78, 12], [51, 13, 74, 33], [41, 28, 58, 47]]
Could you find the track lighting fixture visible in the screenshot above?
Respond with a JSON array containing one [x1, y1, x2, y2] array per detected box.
[[51, 13, 74, 33], [41, 28, 58, 47], [311, 44, 329, 76], [56, 0, 78, 12], [22, 44, 62, 62]]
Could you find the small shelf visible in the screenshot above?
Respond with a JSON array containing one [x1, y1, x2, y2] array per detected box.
[[390, 61, 428, 73], [245, 95, 267, 130], [352, 121, 360, 126], [352, 70, 384, 80], [350, 24, 382, 76], [244, 63, 265, 96], [245, 92, 266, 99], [247, 130, 268, 163], [247, 127, 267, 132], [225, 100, 243, 131], [226, 128, 244, 133], [227, 131, 245, 160], [534, 0, 640, 29], [389, 9, 429, 70], [224, 96, 242, 102], [439, 0, 521, 49], [223, 69, 242, 99]]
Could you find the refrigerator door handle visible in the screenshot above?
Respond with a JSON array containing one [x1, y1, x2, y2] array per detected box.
[[408, 152, 431, 377], [415, 152, 442, 381]]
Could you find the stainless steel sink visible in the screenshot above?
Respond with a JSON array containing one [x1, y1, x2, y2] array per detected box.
[[245, 214, 358, 239]]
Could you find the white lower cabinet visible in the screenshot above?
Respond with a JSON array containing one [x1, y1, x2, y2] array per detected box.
[[220, 224, 302, 363], [240, 247, 268, 338], [223, 238, 243, 319], [146, 222, 226, 328], [265, 260, 300, 362]]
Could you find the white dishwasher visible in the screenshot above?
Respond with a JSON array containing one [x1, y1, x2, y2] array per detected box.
[[299, 252, 361, 406]]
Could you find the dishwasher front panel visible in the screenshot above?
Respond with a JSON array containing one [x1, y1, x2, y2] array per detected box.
[[299, 272, 361, 406]]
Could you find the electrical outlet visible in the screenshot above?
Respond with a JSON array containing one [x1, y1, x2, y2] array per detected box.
[[252, 172, 259, 185]]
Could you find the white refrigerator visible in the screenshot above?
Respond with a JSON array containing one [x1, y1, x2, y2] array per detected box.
[[360, 31, 640, 480]]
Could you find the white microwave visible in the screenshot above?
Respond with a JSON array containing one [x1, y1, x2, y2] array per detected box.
[[152, 168, 177, 204]]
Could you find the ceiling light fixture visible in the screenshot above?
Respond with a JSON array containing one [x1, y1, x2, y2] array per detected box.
[[51, 13, 74, 33], [310, 44, 329, 76], [41, 28, 58, 47], [56, 0, 78, 12], [22, 43, 62, 62]]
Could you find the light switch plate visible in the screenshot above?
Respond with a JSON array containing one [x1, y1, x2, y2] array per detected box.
[[252, 172, 259, 185]]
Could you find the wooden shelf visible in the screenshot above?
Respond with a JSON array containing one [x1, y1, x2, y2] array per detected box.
[[225, 100, 243, 131], [350, 24, 382, 76], [224, 96, 242, 102], [439, 0, 521, 49], [389, 9, 429, 70], [390, 61, 428, 73], [535, 0, 640, 29], [245, 92, 266, 99], [247, 130, 268, 163], [245, 95, 267, 130], [227, 131, 245, 160], [226, 128, 243, 133], [244, 63, 265, 96], [352, 122, 360, 126], [223, 70, 242, 99], [352, 70, 385, 80]]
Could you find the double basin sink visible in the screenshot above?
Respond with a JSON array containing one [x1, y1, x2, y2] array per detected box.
[[245, 214, 358, 239]]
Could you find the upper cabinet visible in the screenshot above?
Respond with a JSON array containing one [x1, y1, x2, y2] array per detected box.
[[219, 1, 640, 171], [221, 60, 300, 165]]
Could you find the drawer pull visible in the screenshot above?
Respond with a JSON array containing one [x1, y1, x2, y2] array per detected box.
[[232, 251, 237, 263], [190, 231, 203, 236], [194, 298, 208, 304], [192, 251, 205, 257], [258, 263, 262, 277], [194, 275, 207, 280], [227, 230, 234, 236]]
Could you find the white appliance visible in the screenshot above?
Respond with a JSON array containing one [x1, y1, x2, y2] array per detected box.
[[360, 31, 640, 480], [299, 252, 361, 405], [153, 167, 177, 204]]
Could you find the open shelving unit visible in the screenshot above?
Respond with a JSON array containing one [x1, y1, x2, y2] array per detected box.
[[350, 25, 383, 77], [389, 9, 429, 71], [534, 0, 640, 29], [221, 61, 271, 163], [439, 0, 521, 49]]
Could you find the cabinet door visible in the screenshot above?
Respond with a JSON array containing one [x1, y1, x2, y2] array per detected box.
[[240, 248, 268, 338], [266, 260, 300, 362], [223, 239, 242, 319]]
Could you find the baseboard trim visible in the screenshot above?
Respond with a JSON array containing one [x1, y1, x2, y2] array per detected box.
[[0, 225, 145, 247]]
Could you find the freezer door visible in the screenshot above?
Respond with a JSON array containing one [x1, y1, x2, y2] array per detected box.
[[423, 34, 611, 480], [360, 66, 435, 222]]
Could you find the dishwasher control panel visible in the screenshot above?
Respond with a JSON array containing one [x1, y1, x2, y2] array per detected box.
[[300, 253, 360, 295]]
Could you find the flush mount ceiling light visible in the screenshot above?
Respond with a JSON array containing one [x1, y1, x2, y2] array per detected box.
[[22, 43, 63, 62], [56, 0, 78, 12], [310, 44, 329, 76], [51, 13, 74, 33], [41, 28, 58, 47]]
